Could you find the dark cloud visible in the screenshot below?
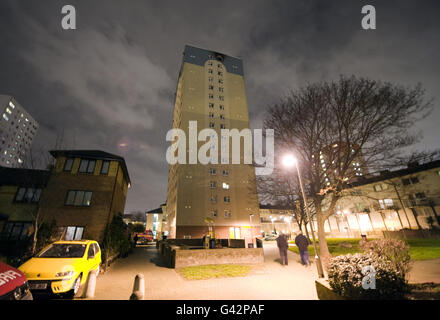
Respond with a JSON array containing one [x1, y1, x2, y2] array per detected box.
[[0, 0, 439, 212]]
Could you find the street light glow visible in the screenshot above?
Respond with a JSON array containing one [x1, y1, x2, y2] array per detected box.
[[282, 154, 297, 168]]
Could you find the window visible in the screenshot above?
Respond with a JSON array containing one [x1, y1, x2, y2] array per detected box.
[[211, 210, 218, 218], [1, 222, 32, 240], [224, 210, 231, 219], [209, 94, 214, 99], [209, 122, 215, 128], [415, 192, 426, 199], [209, 103, 214, 109], [219, 105, 225, 110], [209, 113, 214, 118], [15, 187, 42, 203], [101, 161, 110, 174], [402, 177, 419, 185], [374, 183, 388, 192], [210, 168, 216, 175], [218, 71, 223, 76], [65, 190, 93, 207], [211, 196, 217, 204], [208, 85, 214, 90], [222, 182, 230, 190], [222, 169, 229, 176], [2, 113, 8, 121], [65, 226, 84, 241], [379, 199, 393, 209], [79, 159, 96, 174], [208, 77, 213, 82], [210, 181, 217, 188], [219, 79, 223, 84], [219, 96, 224, 101], [410, 177, 419, 184], [208, 69, 213, 74], [220, 124, 226, 129], [219, 87, 224, 92], [224, 196, 230, 203], [64, 158, 74, 171]]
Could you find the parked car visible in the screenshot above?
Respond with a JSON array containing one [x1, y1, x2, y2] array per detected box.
[[136, 230, 154, 244], [18, 240, 101, 298], [264, 234, 278, 241], [0, 261, 33, 300]]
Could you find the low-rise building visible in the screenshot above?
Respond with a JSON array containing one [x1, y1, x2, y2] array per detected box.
[[0, 150, 131, 248], [146, 203, 166, 240], [325, 160, 440, 236]]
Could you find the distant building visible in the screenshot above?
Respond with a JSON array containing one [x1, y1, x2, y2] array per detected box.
[[0, 150, 131, 247], [164, 45, 261, 243], [146, 203, 167, 239], [0, 95, 38, 167], [259, 204, 299, 237]]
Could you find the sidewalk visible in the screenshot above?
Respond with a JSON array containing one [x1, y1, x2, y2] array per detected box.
[[408, 259, 440, 284], [92, 242, 318, 300]]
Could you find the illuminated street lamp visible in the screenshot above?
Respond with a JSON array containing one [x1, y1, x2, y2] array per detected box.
[[282, 154, 325, 278]]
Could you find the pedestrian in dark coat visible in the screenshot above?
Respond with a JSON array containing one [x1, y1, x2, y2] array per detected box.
[[276, 233, 289, 265], [294, 231, 310, 266]]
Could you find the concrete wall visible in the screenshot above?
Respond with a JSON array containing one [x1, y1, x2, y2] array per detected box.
[[173, 247, 264, 268]]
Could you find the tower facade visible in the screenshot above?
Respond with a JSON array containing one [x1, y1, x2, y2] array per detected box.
[[0, 95, 38, 167], [165, 45, 260, 242]]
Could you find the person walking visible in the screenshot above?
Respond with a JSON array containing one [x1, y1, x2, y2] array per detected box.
[[276, 233, 289, 266], [295, 231, 310, 266]]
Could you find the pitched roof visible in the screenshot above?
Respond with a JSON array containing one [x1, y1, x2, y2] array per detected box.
[[146, 207, 163, 214], [0, 166, 50, 187], [49, 150, 131, 184]]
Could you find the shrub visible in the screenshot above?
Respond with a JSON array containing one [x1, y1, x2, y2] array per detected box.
[[328, 253, 409, 300], [102, 214, 131, 266], [360, 238, 411, 276]]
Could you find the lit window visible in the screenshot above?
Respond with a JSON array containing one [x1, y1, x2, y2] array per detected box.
[[2, 114, 8, 121], [9, 101, 15, 109], [222, 182, 230, 190], [6, 108, 12, 114]]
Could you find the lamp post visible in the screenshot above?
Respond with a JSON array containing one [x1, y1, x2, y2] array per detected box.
[[283, 154, 325, 278]]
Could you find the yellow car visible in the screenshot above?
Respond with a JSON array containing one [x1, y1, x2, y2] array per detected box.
[[18, 240, 101, 297]]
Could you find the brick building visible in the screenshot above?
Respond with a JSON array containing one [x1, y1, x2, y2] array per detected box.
[[0, 150, 131, 247]]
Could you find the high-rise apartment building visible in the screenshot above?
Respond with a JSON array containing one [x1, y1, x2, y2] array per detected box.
[[165, 45, 261, 242], [0, 95, 38, 167]]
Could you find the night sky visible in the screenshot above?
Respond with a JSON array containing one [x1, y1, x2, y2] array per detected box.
[[1, 0, 439, 213]]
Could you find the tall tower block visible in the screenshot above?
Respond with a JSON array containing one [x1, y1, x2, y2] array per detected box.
[[165, 45, 261, 241]]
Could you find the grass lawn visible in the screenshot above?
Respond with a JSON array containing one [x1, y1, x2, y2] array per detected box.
[[288, 238, 440, 261], [177, 264, 251, 280]]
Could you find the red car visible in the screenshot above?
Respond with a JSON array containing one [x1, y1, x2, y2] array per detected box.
[[0, 261, 33, 300]]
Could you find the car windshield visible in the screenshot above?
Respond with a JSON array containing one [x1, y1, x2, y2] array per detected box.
[[37, 244, 86, 258]]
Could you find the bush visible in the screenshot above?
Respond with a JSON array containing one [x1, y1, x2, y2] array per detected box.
[[328, 253, 409, 300], [360, 238, 411, 276], [102, 214, 131, 266]]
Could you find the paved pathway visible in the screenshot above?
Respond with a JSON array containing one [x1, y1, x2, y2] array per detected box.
[[92, 242, 319, 300], [408, 259, 440, 284]]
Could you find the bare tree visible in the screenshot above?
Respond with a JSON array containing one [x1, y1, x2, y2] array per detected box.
[[264, 75, 432, 265]]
